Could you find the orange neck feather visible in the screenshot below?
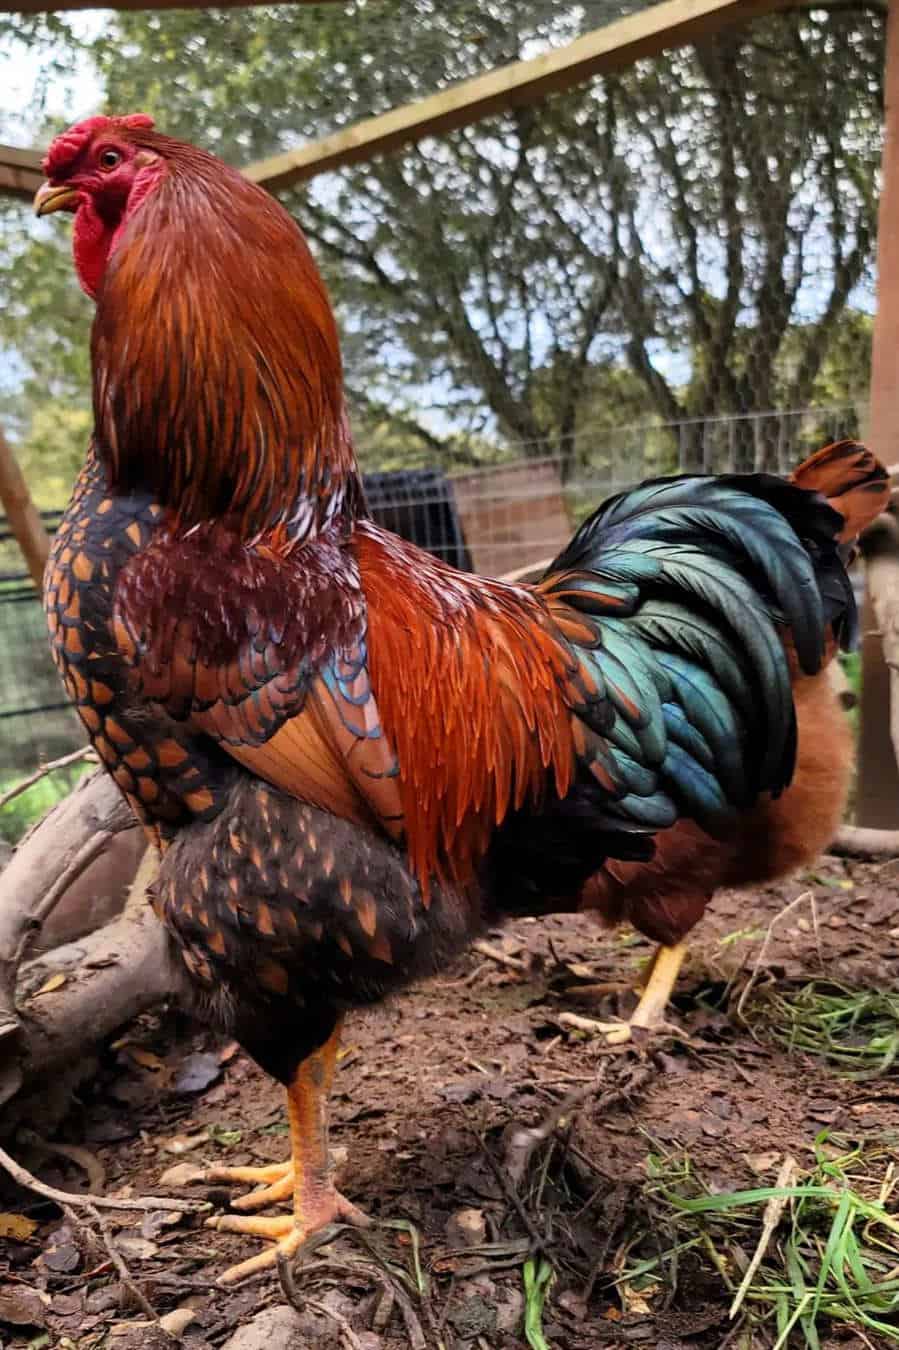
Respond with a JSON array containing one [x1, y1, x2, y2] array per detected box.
[[91, 136, 363, 545]]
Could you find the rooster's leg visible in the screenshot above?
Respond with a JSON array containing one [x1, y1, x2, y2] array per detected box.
[[207, 1019, 369, 1284], [628, 941, 688, 1030], [581, 942, 688, 1046]]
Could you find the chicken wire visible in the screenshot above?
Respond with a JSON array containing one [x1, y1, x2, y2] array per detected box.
[[0, 396, 868, 780], [0, 1, 883, 778]]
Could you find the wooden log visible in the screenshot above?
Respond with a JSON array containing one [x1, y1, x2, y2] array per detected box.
[[0, 772, 182, 1116], [0, 771, 138, 1043], [2, 857, 177, 1119], [830, 824, 899, 860]]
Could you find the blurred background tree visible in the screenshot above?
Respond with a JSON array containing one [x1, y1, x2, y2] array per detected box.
[[0, 1, 883, 489]]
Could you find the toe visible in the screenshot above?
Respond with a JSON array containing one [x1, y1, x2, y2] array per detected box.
[[204, 1162, 292, 1186], [206, 1214, 294, 1238], [231, 1173, 295, 1211]]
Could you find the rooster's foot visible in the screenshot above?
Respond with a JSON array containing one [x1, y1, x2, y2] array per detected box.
[[203, 1161, 295, 1211], [207, 1187, 370, 1284], [562, 940, 689, 1045]]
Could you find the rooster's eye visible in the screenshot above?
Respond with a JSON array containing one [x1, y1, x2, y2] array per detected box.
[[99, 148, 121, 170]]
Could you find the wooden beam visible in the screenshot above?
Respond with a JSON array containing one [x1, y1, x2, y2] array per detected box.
[[858, 0, 899, 828], [0, 429, 50, 590], [245, 0, 797, 191], [869, 0, 899, 464], [0, 146, 43, 203], [0, 0, 340, 12], [2, 0, 791, 201]]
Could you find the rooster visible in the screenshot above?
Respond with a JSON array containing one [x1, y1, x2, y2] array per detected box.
[[36, 114, 887, 1284]]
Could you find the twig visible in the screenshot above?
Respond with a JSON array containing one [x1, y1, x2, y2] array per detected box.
[[504, 1062, 655, 1186], [728, 1154, 797, 1319], [481, 1139, 545, 1252], [472, 940, 528, 973], [0, 1140, 208, 1213], [0, 746, 96, 811], [279, 1253, 427, 1350], [434, 960, 490, 989], [65, 1201, 159, 1322], [736, 891, 813, 1021], [303, 1298, 366, 1350]]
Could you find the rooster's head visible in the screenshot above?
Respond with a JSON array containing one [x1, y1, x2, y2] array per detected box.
[[36, 113, 164, 298]]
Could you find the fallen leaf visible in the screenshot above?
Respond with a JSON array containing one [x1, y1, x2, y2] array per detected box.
[[0, 1212, 38, 1240], [173, 1052, 221, 1095], [33, 972, 66, 997], [747, 1151, 782, 1175], [446, 1208, 486, 1248], [42, 1243, 80, 1274], [116, 1236, 158, 1261], [141, 1209, 183, 1239], [162, 1131, 208, 1155], [127, 1048, 165, 1072], [208, 1123, 242, 1147], [0, 1286, 49, 1327], [158, 1162, 206, 1187]]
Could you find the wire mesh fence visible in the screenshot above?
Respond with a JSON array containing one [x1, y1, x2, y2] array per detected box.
[[0, 399, 868, 778], [0, 2, 883, 778]]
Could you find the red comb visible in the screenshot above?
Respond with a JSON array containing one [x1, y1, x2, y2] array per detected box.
[[43, 113, 156, 178]]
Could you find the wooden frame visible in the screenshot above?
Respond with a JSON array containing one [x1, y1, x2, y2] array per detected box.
[[2, 0, 795, 201], [244, 0, 799, 190], [856, 0, 899, 828], [0, 0, 340, 12], [0, 146, 43, 203]]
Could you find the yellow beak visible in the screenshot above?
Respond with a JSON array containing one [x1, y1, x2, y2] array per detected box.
[[34, 182, 80, 216]]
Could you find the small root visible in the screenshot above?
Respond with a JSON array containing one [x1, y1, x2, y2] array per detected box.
[[0, 1140, 209, 1214], [63, 1202, 158, 1322]]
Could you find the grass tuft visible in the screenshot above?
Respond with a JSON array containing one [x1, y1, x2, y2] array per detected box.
[[746, 979, 899, 1079], [621, 1132, 899, 1347]]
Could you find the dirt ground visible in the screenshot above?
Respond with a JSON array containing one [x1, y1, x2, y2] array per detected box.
[[1, 853, 898, 1350]]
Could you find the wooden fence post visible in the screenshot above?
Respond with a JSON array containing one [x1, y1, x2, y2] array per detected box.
[[0, 428, 50, 590]]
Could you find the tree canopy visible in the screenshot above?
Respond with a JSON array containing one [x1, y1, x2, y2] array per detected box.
[[0, 1, 883, 494]]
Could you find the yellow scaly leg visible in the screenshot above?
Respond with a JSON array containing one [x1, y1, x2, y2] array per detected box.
[[579, 942, 689, 1045], [206, 1019, 369, 1284]]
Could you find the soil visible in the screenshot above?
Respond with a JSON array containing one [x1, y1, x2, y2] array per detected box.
[[1, 853, 898, 1350]]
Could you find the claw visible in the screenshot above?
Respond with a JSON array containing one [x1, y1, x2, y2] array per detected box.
[[210, 1188, 370, 1286]]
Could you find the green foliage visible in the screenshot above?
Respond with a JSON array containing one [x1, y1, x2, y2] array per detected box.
[[0, 758, 90, 843], [745, 979, 899, 1079], [0, 2, 883, 496], [626, 1133, 899, 1347]]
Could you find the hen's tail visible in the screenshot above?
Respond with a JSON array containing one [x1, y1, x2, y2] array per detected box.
[[790, 439, 889, 545]]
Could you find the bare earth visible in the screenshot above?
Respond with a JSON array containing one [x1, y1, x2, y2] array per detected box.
[[1, 853, 898, 1349]]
